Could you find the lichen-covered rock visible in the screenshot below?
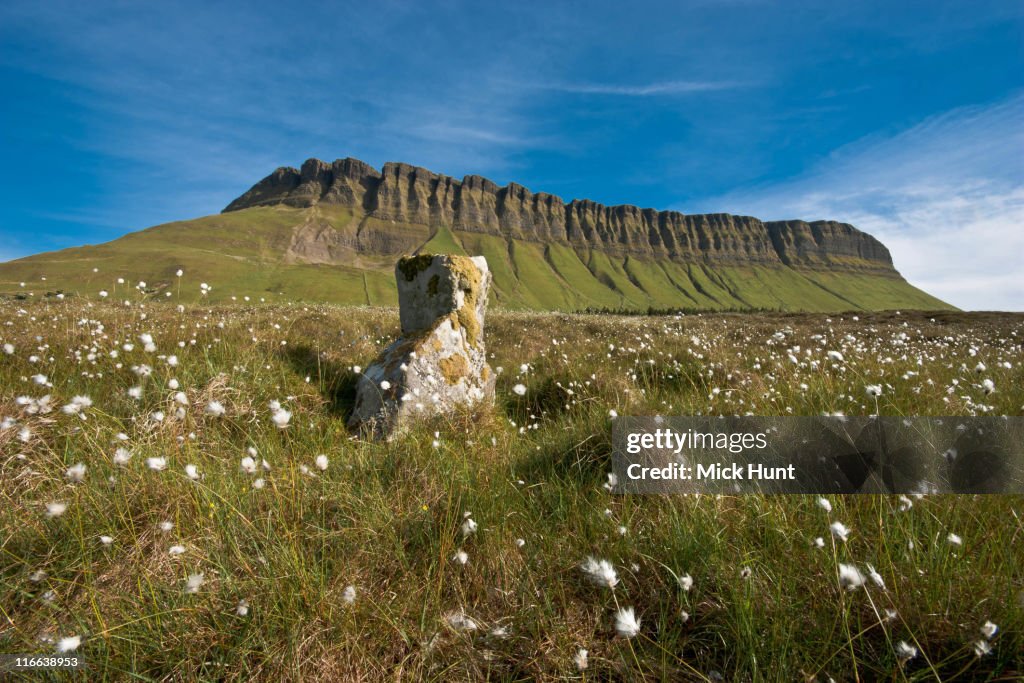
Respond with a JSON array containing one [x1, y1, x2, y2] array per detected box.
[[348, 254, 495, 438]]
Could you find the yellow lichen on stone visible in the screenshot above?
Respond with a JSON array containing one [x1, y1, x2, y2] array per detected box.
[[438, 353, 469, 384], [481, 365, 491, 382], [446, 255, 483, 349]]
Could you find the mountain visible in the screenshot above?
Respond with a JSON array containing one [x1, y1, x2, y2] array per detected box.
[[0, 157, 951, 311]]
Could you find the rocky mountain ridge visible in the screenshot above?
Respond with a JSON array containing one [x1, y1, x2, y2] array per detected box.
[[224, 157, 895, 274]]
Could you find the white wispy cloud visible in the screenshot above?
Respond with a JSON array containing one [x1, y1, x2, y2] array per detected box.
[[530, 79, 744, 96], [690, 94, 1024, 311]]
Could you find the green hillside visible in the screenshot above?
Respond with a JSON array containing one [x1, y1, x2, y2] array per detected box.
[[0, 206, 952, 311]]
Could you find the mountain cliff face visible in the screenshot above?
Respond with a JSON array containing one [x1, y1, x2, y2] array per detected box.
[[224, 157, 896, 275]]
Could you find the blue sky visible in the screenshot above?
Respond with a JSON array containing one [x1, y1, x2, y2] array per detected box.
[[0, 0, 1021, 309]]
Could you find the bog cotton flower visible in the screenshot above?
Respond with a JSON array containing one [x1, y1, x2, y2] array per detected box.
[[61, 395, 93, 415], [580, 556, 619, 589], [185, 464, 200, 480], [113, 447, 132, 465], [980, 621, 998, 639], [185, 572, 205, 593], [830, 521, 850, 542], [865, 384, 883, 397], [3, 343, 14, 355], [838, 563, 865, 590], [866, 564, 886, 589], [614, 607, 641, 638], [65, 463, 87, 482], [56, 635, 81, 653], [240, 456, 257, 474], [271, 407, 291, 429], [445, 610, 478, 632], [315, 454, 329, 471], [168, 545, 186, 556], [896, 640, 918, 662], [512, 383, 527, 396], [342, 585, 356, 605], [147, 457, 167, 471], [46, 502, 67, 518], [574, 648, 589, 670], [206, 401, 226, 417], [817, 497, 832, 513]]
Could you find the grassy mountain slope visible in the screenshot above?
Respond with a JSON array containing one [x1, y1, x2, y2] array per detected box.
[[0, 206, 952, 311]]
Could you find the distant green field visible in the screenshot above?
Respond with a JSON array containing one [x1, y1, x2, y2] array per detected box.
[[0, 206, 953, 312]]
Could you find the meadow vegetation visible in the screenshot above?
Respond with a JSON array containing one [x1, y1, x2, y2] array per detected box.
[[0, 296, 1021, 681]]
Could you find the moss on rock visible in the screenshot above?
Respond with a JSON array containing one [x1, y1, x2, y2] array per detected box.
[[397, 253, 435, 282]]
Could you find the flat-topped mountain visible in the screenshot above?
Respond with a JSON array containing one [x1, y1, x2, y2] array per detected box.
[[225, 158, 895, 276], [0, 157, 951, 312]]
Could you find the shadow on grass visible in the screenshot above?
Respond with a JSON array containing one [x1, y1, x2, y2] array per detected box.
[[280, 344, 360, 421], [513, 411, 614, 493]]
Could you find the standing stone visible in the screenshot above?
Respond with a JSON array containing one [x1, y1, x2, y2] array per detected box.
[[348, 254, 496, 438]]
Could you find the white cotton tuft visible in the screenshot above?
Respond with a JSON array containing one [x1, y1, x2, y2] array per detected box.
[[896, 640, 917, 662], [56, 635, 81, 653], [580, 556, 619, 590], [614, 607, 641, 638], [838, 563, 865, 591], [445, 610, 478, 632], [830, 521, 850, 542], [45, 502, 67, 518], [185, 572, 205, 593], [65, 462, 87, 482]]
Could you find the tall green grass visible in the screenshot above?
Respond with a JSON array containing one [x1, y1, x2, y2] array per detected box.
[[0, 301, 1019, 681]]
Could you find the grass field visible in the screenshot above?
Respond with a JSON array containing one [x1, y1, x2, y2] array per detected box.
[[0, 206, 953, 313], [0, 297, 1020, 681]]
